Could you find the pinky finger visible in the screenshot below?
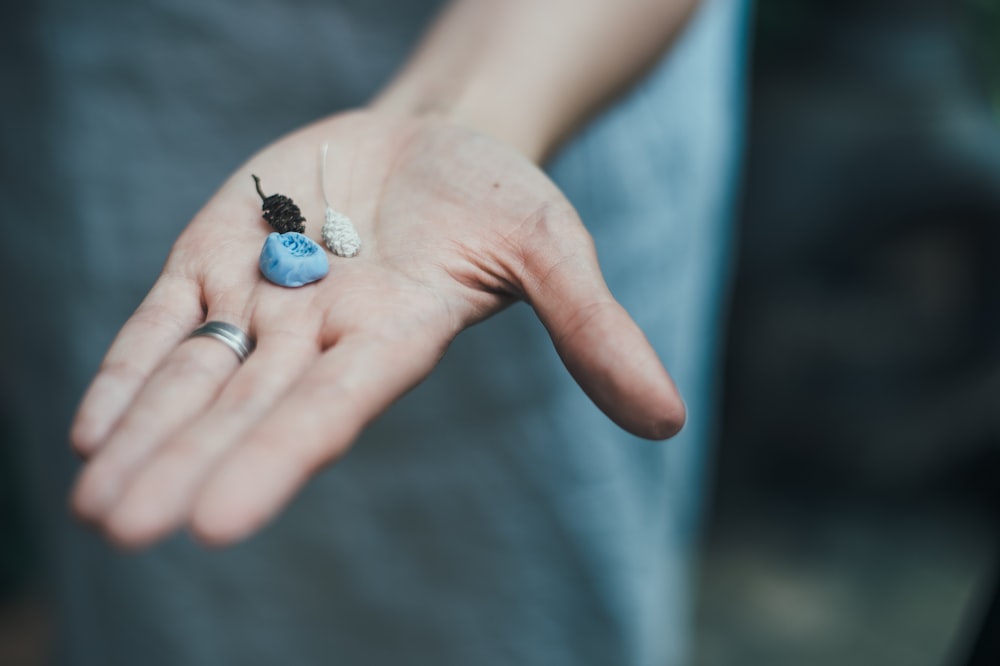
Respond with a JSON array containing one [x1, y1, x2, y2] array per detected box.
[[71, 274, 204, 456]]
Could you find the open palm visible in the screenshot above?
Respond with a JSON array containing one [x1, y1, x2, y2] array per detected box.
[[70, 110, 684, 548]]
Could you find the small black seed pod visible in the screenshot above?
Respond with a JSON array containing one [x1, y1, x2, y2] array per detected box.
[[252, 174, 306, 234]]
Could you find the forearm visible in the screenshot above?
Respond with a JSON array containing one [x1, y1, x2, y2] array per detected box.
[[372, 0, 700, 162]]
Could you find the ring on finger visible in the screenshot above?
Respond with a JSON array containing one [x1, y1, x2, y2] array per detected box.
[[188, 321, 255, 363]]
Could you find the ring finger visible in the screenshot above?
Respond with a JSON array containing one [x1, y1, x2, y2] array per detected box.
[[101, 332, 319, 546], [72, 306, 253, 522]]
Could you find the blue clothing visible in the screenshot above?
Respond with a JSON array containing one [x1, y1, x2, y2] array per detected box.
[[0, 1, 748, 664]]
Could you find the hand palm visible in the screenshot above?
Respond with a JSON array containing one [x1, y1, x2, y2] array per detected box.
[[71, 110, 683, 547]]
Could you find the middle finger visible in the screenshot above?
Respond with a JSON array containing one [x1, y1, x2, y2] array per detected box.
[[101, 332, 318, 546], [72, 315, 250, 521]]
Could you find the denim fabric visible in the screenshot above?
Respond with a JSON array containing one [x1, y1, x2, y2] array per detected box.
[[0, 0, 748, 664]]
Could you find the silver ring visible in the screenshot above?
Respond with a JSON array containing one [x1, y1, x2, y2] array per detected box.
[[188, 321, 255, 363]]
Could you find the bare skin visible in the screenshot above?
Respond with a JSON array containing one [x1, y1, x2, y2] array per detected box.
[[70, 0, 697, 548]]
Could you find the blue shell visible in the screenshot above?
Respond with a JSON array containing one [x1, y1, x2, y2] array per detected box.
[[259, 232, 329, 287]]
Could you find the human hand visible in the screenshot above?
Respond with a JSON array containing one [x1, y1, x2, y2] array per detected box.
[[70, 110, 684, 548]]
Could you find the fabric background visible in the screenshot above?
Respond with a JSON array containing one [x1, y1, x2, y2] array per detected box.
[[0, 1, 748, 664]]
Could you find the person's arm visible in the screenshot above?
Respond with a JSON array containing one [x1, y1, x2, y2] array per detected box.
[[70, 0, 697, 548], [375, 0, 699, 161]]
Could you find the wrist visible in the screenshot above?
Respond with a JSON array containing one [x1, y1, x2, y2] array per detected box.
[[369, 0, 699, 164], [370, 73, 555, 164]]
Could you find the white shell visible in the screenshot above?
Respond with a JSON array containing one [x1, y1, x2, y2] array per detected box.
[[321, 207, 361, 258]]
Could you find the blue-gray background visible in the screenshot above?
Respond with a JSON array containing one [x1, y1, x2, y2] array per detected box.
[[3, 0, 1000, 664]]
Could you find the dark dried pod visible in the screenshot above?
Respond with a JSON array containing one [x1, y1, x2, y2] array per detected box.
[[252, 174, 306, 234]]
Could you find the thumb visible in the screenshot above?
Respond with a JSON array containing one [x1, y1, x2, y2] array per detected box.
[[519, 209, 685, 440]]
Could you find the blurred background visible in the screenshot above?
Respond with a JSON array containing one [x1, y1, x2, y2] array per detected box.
[[2, 0, 999, 664], [695, 0, 1000, 664]]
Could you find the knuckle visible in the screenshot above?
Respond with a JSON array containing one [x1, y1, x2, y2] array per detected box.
[[163, 350, 229, 382], [99, 359, 148, 386]]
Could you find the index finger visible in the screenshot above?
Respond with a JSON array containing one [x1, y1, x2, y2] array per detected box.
[[189, 328, 445, 545]]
